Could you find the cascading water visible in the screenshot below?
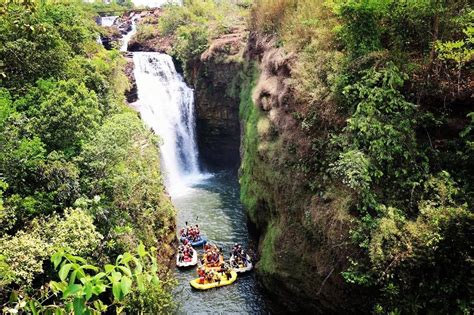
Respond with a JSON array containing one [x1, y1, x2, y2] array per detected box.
[[119, 9, 269, 313], [120, 17, 138, 51], [133, 52, 204, 196], [99, 15, 118, 27]]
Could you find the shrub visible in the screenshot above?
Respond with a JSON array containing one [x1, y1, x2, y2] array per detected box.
[[367, 173, 473, 312], [39, 208, 103, 257], [157, 0, 246, 67], [331, 149, 371, 191], [0, 230, 50, 285], [79, 112, 174, 254], [173, 23, 209, 62], [250, 0, 296, 36], [0, 208, 101, 286]]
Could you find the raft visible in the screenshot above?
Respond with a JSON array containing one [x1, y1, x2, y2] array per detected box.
[[190, 270, 238, 290], [180, 236, 207, 247], [202, 254, 224, 271], [229, 254, 253, 273], [176, 248, 198, 268]]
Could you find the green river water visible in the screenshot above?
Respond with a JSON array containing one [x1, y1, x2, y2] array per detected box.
[[172, 171, 271, 314]]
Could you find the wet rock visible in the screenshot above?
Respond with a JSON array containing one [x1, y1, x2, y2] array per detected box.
[[124, 56, 138, 104]]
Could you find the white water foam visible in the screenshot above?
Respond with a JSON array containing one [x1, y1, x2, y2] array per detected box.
[[133, 52, 210, 196], [100, 16, 118, 27], [120, 16, 138, 51]]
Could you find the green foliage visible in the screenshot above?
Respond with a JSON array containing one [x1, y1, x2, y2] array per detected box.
[[246, 0, 473, 313], [133, 23, 158, 42], [5, 245, 174, 314], [39, 208, 103, 257], [259, 221, 280, 274], [239, 65, 267, 225], [78, 112, 175, 255], [331, 149, 371, 191], [333, 0, 471, 61], [65, 50, 128, 116], [0, 134, 46, 194], [0, 1, 99, 93], [173, 24, 210, 64], [0, 1, 175, 312], [0, 89, 14, 128], [366, 173, 473, 313], [0, 208, 101, 286], [334, 64, 425, 206], [157, 0, 246, 67], [436, 27, 474, 65], [29, 79, 101, 153], [334, 0, 387, 57], [39, 152, 81, 209], [0, 230, 50, 285], [435, 26, 474, 93]]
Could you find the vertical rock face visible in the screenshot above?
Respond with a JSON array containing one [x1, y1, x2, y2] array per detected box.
[[187, 31, 246, 171], [124, 55, 138, 104], [238, 34, 369, 313]]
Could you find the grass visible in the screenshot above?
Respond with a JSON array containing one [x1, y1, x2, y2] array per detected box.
[[239, 64, 262, 222], [259, 220, 280, 274]]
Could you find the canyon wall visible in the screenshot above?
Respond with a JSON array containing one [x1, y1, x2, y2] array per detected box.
[[237, 34, 368, 313], [186, 30, 246, 170]]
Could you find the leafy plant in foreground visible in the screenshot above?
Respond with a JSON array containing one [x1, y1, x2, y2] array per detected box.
[[4, 244, 174, 314]]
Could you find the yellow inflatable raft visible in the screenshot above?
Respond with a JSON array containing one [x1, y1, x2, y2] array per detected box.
[[190, 270, 238, 290]]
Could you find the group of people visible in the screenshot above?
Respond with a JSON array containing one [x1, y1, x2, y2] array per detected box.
[[231, 243, 249, 267], [177, 223, 252, 287], [196, 262, 232, 284], [177, 240, 194, 262], [179, 223, 202, 242], [202, 243, 222, 267]]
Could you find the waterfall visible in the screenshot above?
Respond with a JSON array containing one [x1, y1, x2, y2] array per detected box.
[[120, 17, 138, 51], [133, 52, 205, 196], [99, 16, 118, 27]]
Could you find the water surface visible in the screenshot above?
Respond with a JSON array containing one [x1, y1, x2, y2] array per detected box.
[[172, 171, 269, 314]]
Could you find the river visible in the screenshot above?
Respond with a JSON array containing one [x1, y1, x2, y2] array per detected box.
[[115, 13, 270, 314], [172, 171, 269, 314]]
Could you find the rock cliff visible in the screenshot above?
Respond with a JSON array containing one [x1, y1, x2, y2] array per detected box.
[[238, 33, 368, 313], [185, 29, 247, 170]]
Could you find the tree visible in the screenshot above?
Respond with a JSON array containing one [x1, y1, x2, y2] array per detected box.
[[30, 79, 101, 154]]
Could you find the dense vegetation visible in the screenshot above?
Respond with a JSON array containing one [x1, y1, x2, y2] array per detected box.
[[1, 0, 472, 313], [0, 1, 175, 313], [238, 0, 473, 313], [130, 0, 249, 72], [136, 0, 473, 312]]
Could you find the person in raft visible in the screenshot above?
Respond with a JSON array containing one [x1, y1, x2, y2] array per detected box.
[[219, 262, 232, 280], [178, 240, 193, 262], [231, 243, 248, 266], [180, 223, 201, 242], [197, 266, 206, 283], [188, 224, 201, 242], [197, 267, 219, 284], [202, 244, 221, 266]]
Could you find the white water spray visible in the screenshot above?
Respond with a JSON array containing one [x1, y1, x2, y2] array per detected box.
[[133, 52, 206, 196]]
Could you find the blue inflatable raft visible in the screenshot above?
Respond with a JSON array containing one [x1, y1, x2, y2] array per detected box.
[[180, 236, 207, 247]]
